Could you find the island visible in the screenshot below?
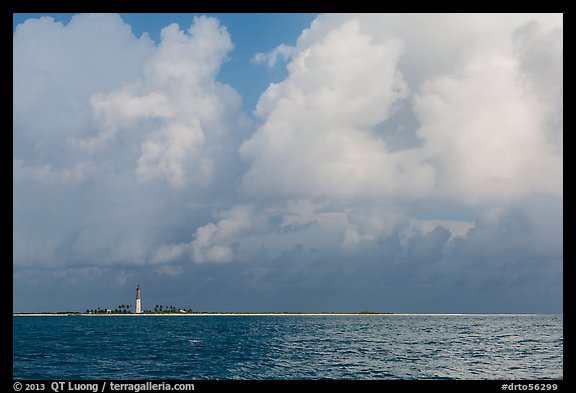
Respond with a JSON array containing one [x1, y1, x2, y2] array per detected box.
[[13, 286, 399, 316]]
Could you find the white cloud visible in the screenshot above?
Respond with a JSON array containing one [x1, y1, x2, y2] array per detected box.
[[86, 16, 242, 188], [13, 159, 96, 183], [191, 205, 259, 263], [512, 20, 563, 153], [13, 14, 154, 146], [149, 243, 190, 264], [413, 48, 562, 203], [13, 14, 247, 271], [13, 14, 562, 313], [241, 19, 435, 199], [252, 43, 295, 67], [241, 14, 563, 205]]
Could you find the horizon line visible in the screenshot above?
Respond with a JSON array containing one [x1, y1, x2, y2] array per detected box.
[[12, 311, 562, 317]]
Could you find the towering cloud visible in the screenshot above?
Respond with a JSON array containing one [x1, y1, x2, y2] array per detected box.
[[241, 19, 436, 199], [13, 14, 562, 313], [88, 16, 243, 188], [242, 14, 563, 204], [13, 14, 247, 271]]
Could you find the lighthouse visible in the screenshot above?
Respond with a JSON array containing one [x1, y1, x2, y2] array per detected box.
[[135, 285, 142, 314]]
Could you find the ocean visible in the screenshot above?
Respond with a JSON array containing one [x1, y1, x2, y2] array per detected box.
[[13, 314, 562, 380]]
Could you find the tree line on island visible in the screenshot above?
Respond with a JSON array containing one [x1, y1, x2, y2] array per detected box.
[[86, 305, 193, 314]]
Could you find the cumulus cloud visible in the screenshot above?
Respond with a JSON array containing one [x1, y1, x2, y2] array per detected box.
[[13, 159, 96, 183], [13, 13, 562, 313], [512, 20, 563, 152], [241, 14, 563, 205], [13, 14, 154, 153], [87, 16, 242, 188], [190, 205, 259, 263], [240, 19, 436, 199], [413, 51, 562, 203], [13, 14, 246, 271], [252, 43, 295, 67]]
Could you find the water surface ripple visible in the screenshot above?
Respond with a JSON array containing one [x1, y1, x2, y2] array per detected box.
[[13, 315, 563, 380]]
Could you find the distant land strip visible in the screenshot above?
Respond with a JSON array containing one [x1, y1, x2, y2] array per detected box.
[[13, 312, 395, 317], [12, 312, 546, 317]]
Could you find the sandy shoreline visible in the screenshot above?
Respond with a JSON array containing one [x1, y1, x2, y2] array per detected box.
[[13, 313, 393, 317], [13, 312, 543, 317]]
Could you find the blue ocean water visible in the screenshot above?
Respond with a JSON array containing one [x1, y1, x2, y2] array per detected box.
[[13, 314, 562, 380]]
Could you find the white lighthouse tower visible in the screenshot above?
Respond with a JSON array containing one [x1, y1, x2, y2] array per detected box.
[[135, 285, 142, 314]]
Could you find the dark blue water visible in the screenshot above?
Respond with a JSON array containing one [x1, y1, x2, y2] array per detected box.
[[13, 315, 562, 380]]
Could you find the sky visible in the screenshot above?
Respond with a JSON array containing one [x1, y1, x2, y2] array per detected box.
[[13, 13, 563, 313]]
